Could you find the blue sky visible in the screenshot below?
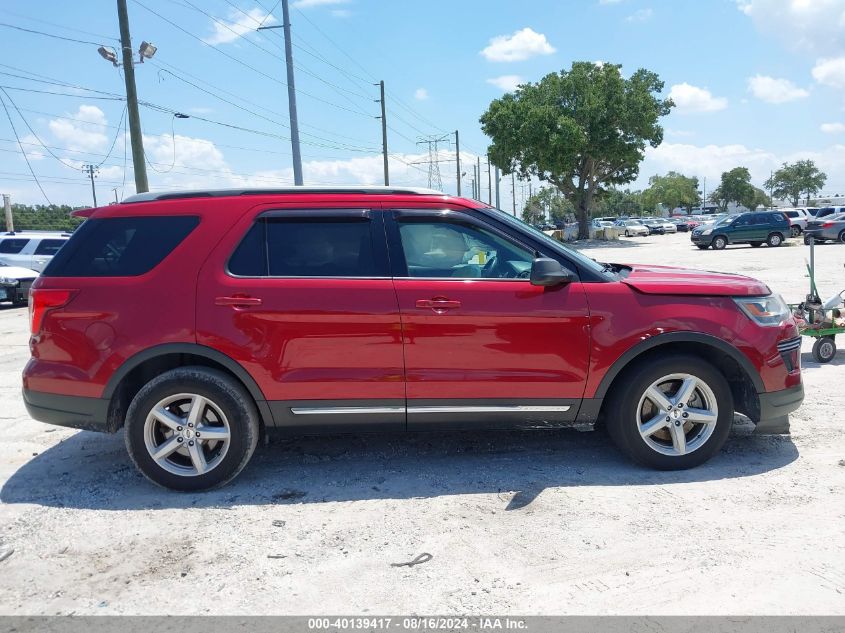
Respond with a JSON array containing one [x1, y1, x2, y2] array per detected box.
[[2, 0, 845, 208]]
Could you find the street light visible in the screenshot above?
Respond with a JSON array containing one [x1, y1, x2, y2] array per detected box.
[[97, 46, 119, 66], [138, 41, 157, 62]]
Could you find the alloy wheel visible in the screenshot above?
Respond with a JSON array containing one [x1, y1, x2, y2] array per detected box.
[[143, 393, 231, 477], [635, 373, 719, 457]]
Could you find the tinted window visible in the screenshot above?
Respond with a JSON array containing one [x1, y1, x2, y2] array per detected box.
[[34, 239, 67, 256], [771, 213, 786, 223], [0, 238, 29, 254], [43, 216, 198, 277], [229, 217, 378, 278], [397, 218, 534, 279], [786, 211, 798, 218]]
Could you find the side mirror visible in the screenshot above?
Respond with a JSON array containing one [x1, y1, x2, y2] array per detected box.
[[530, 257, 574, 287]]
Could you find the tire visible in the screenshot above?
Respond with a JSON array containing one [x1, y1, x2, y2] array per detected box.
[[767, 232, 784, 247], [839, 230, 845, 244], [711, 235, 727, 250], [790, 225, 801, 237], [625, 230, 631, 237], [124, 366, 260, 491], [696, 245, 709, 250], [749, 242, 763, 248], [605, 354, 733, 470], [812, 336, 836, 363]]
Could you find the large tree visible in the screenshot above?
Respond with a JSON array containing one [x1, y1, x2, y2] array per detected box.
[[641, 171, 699, 215], [480, 62, 673, 239], [710, 167, 756, 212], [764, 160, 827, 206]]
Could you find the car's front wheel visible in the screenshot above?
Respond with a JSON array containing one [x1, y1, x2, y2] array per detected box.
[[711, 235, 727, 250], [125, 367, 260, 491], [606, 355, 733, 470]]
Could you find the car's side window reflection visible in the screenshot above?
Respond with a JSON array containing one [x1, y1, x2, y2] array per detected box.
[[397, 219, 534, 279]]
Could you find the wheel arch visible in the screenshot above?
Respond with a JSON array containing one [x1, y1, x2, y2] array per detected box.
[[102, 343, 271, 432], [591, 332, 764, 423]]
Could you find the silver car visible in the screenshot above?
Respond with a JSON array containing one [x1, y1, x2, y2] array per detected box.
[[804, 213, 845, 244], [618, 220, 649, 237]]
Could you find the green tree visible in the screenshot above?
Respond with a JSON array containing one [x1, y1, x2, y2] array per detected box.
[[642, 172, 700, 215], [710, 167, 755, 212], [593, 188, 643, 217], [745, 187, 772, 211], [480, 62, 673, 239], [764, 160, 827, 206], [522, 187, 574, 224], [2, 204, 84, 232]]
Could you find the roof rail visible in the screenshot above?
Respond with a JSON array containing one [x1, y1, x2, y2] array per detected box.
[[121, 186, 446, 203]]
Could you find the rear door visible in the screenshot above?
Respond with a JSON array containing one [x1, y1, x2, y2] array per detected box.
[[196, 206, 406, 431], [385, 208, 590, 430]]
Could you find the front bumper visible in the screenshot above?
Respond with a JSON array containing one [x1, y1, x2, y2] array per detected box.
[[690, 232, 712, 245], [754, 383, 804, 434], [23, 389, 113, 433]]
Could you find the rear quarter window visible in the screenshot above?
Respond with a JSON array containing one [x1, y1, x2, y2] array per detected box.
[[42, 216, 199, 277], [34, 239, 67, 256], [0, 238, 29, 254]]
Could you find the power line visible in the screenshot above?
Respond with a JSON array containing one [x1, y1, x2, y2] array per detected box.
[[0, 91, 51, 204], [0, 22, 109, 47], [0, 9, 118, 42]]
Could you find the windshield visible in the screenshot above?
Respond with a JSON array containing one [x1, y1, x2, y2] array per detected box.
[[483, 208, 609, 275]]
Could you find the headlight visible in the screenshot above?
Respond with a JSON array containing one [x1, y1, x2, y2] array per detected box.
[[0, 277, 18, 285], [734, 294, 790, 327], [701, 229, 712, 236]]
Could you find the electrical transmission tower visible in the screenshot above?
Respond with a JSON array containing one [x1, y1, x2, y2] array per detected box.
[[414, 134, 451, 191]]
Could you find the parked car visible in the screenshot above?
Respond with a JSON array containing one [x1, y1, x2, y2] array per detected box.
[[813, 206, 845, 221], [617, 219, 649, 236], [23, 187, 803, 490], [0, 231, 70, 273], [803, 213, 845, 244], [669, 218, 691, 232], [0, 265, 38, 306], [782, 209, 810, 237], [660, 219, 678, 234], [639, 218, 665, 235], [690, 211, 790, 250]]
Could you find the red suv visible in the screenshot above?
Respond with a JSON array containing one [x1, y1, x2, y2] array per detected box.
[[23, 188, 804, 490]]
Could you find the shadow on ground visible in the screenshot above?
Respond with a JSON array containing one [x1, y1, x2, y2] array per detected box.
[[2, 420, 798, 512], [568, 238, 645, 251], [800, 350, 845, 367]]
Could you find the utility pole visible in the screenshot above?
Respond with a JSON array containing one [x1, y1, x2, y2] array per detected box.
[[117, 0, 149, 193], [376, 80, 389, 186], [512, 173, 517, 217], [112, 188, 119, 204], [258, 0, 302, 185], [2, 194, 12, 233], [476, 156, 481, 201], [82, 164, 98, 207], [487, 158, 492, 205], [454, 130, 461, 196], [494, 167, 501, 208], [702, 176, 706, 213]]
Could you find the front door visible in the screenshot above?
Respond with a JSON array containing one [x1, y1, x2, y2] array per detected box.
[[197, 207, 406, 431], [385, 209, 591, 430]]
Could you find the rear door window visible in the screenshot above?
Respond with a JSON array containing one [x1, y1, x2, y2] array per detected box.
[[42, 216, 199, 277], [0, 238, 29, 254], [33, 239, 67, 256], [228, 213, 385, 278]]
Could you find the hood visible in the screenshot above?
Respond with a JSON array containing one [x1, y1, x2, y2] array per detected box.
[[0, 265, 39, 279], [620, 263, 770, 296]]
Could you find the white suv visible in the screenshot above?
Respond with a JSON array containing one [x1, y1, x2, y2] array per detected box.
[[782, 208, 810, 236], [0, 231, 70, 272]]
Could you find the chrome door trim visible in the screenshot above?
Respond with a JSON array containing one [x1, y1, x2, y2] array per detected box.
[[290, 406, 405, 415], [407, 405, 571, 414]]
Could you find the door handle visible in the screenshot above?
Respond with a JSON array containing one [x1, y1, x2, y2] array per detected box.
[[416, 298, 461, 311], [215, 295, 262, 307]]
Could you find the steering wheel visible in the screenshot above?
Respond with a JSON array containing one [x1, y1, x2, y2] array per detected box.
[[480, 255, 498, 277]]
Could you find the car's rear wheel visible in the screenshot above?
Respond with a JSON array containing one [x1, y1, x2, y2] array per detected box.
[[839, 230, 845, 244], [791, 226, 801, 237], [605, 355, 733, 470], [767, 232, 784, 247], [625, 230, 631, 237], [749, 241, 763, 248], [711, 235, 727, 250], [125, 366, 260, 491]]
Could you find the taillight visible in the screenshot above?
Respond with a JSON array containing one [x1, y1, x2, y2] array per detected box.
[[823, 221, 834, 228], [29, 289, 75, 335]]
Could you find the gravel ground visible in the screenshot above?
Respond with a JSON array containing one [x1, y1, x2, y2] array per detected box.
[[0, 232, 843, 615]]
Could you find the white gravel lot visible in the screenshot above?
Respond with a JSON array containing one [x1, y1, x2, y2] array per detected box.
[[0, 232, 843, 615]]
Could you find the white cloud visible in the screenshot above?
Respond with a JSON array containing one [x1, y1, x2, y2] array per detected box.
[[330, 9, 351, 17], [202, 8, 276, 45], [812, 57, 845, 88], [19, 134, 45, 161], [737, 0, 845, 55], [667, 83, 728, 113], [821, 122, 845, 133], [292, 0, 350, 8], [48, 105, 108, 152], [480, 28, 556, 62], [486, 75, 524, 91], [414, 88, 429, 101], [625, 8, 653, 22], [747, 75, 810, 103]]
